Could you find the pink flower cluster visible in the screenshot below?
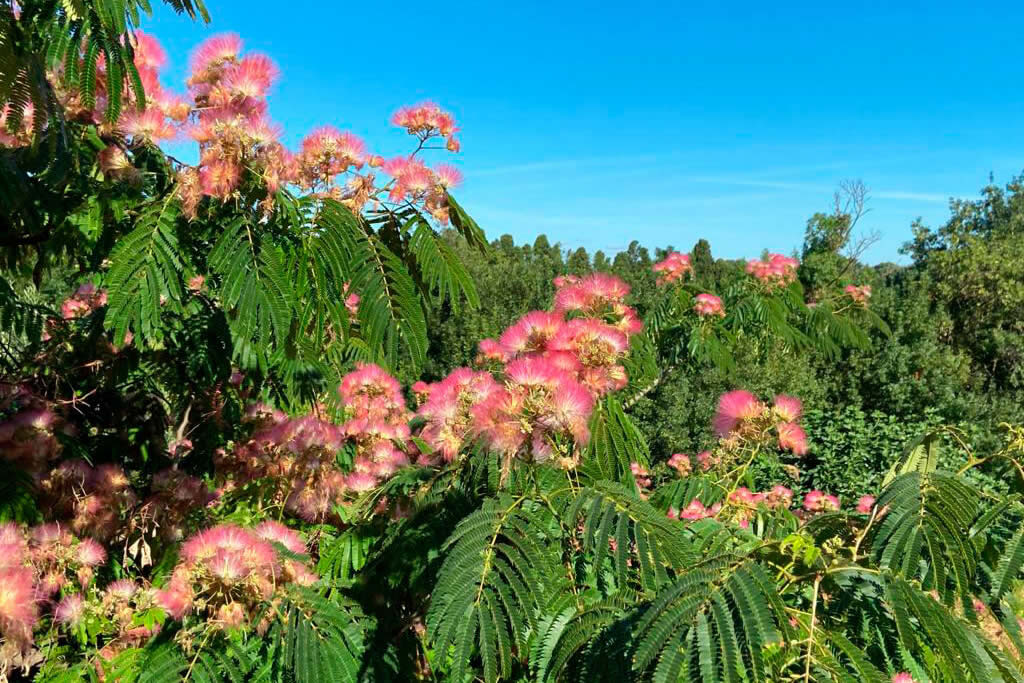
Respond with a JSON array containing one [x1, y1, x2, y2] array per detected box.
[[39, 460, 138, 542], [693, 293, 725, 318], [668, 499, 721, 522], [471, 357, 593, 465], [156, 522, 315, 630], [844, 284, 872, 305], [722, 485, 795, 528], [652, 251, 692, 285], [446, 273, 643, 465], [337, 364, 413, 490], [856, 494, 876, 514], [630, 462, 652, 490], [118, 32, 191, 141], [802, 490, 840, 513], [712, 391, 808, 456], [59, 282, 108, 320], [219, 363, 414, 519], [746, 253, 799, 287], [667, 453, 692, 477], [415, 368, 501, 462], [0, 522, 109, 666], [391, 102, 459, 150], [176, 33, 294, 214], [551, 273, 643, 337], [0, 385, 63, 480], [141, 469, 216, 541]]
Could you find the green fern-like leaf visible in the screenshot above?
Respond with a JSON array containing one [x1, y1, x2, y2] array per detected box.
[[103, 197, 186, 346]]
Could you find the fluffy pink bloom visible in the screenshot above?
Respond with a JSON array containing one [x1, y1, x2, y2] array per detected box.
[[772, 395, 802, 423], [98, 145, 134, 177], [223, 54, 278, 98], [729, 487, 765, 507], [120, 107, 177, 142], [0, 566, 37, 643], [187, 274, 206, 292], [189, 33, 244, 76], [652, 252, 692, 284], [499, 311, 565, 357], [76, 538, 107, 567], [693, 293, 725, 317], [677, 499, 717, 522], [777, 422, 808, 455], [891, 674, 914, 683], [392, 102, 458, 137], [712, 390, 763, 436], [803, 490, 840, 513], [845, 284, 872, 305], [695, 450, 716, 471], [417, 368, 501, 462], [131, 31, 167, 72], [667, 453, 691, 476], [253, 521, 306, 555], [299, 127, 366, 178], [55, 593, 86, 625], [104, 579, 138, 600], [155, 578, 194, 619], [199, 159, 242, 197], [433, 164, 463, 189], [342, 282, 360, 317], [746, 253, 799, 287], [765, 485, 793, 508], [553, 273, 630, 313], [476, 338, 507, 363], [856, 495, 876, 514], [345, 471, 377, 492], [630, 462, 651, 488], [472, 356, 593, 462]]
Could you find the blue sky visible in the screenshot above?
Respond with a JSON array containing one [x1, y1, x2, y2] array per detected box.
[[148, 0, 1024, 263]]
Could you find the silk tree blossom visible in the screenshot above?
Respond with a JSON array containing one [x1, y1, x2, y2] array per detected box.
[[712, 390, 764, 437], [39, 460, 138, 541], [476, 338, 508, 364], [845, 284, 872, 305], [630, 462, 652, 489], [550, 318, 630, 396], [776, 422, 808, 455], [499, 311, 565, 357], [295, 126, 367, 189], [671, 498, 721, 522], [652, 251, 692, 284], [891, 674, 914, 683], [772, 395, 802, 423], [342, 282, 360, 317], [667, 453, 691, 477], [417, 368, 501, 463], [0, 386, 63, 480], [803, 490, 840, 513], [0, 565, 37, 652], [220, 363, 415, 520], [856, 495, 876, 514], [552, 273, 643, 338], [54, 594, 86, 626], [746, 253, 799, 287], [693, 293, 725, 317], [158, 523, 315, 630], [391, 101, 460, 152], [471, 356, 593, 466]]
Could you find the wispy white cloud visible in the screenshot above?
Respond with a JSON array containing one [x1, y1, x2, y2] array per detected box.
[[472, 155, 659, 177], [873, 190, 950, 202]]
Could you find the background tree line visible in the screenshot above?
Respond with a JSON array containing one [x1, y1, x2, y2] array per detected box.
[[421, 177, 1024, 501]]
